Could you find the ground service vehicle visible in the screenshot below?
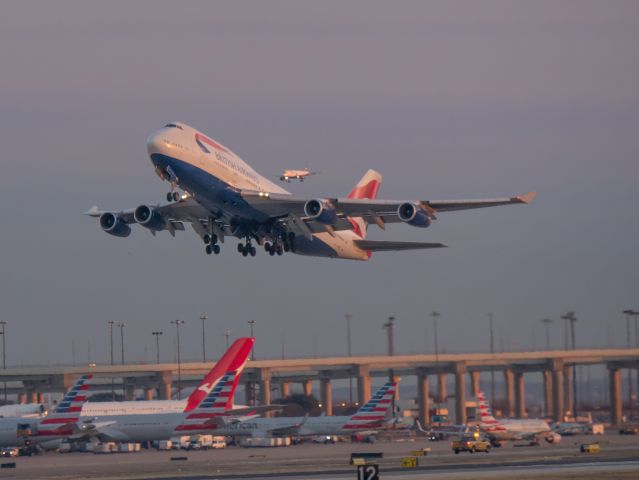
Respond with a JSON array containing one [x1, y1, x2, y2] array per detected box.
[[452, 435, 491, 454]]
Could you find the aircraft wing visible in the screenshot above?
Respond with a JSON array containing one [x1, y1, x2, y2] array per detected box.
[[86, 198, 229, 241], [241, 191, 536, 233]]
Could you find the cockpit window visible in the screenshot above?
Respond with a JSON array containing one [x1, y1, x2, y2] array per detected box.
[[164, 123, 183, 130]]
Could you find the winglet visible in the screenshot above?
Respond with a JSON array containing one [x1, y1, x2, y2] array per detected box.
[[515, 191, 537, 204]]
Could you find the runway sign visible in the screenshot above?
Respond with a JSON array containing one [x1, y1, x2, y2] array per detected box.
[[356, 464, 379, 480], [401, 456, 418, 468]]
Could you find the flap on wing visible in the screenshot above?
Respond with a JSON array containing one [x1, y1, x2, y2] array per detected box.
[[354, 240, 447, 251]]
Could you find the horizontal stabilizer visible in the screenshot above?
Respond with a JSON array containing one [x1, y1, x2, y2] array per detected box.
[[354, 240, 447, 251]]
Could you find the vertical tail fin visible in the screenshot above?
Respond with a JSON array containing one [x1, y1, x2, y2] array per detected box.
[[342, 381, 396, 430], [347, 169, 382, 240], [477, 391, 499, 425], [37, 374, 93, 435], [183, 337, 254, 412]]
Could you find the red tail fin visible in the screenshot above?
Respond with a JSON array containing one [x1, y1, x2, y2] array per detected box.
[[183, 338, 254, 412], [347, 170, 382, 240]]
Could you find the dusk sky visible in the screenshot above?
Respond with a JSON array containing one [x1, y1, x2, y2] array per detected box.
[[0, 1, 637, 367]]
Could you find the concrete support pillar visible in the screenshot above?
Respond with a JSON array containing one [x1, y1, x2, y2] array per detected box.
[[454, 363, 467, 425], [156, 371, 172, 400], [258, 369, 272, 408], [26, 388, 37, 404], [280, 381, 290, 399], [608, 366, 622, 426], [302, 380, 313, 397], [514, 371, 526, 418], [124, 378, 136, 401], [416, 369, 430, 426], [437, 373, 447, 403], [37, 392, 45, 404], [551, 362, 564, 422], [503, 369, 515, 418], [320, 378, 333, 416], [470, 371, 481, 398], [355, 365, 371, 405], [543, 370, 553, 418], [563, 365, 573, 417], [18, 393, 26, 404], [144, 387, 154, 401]]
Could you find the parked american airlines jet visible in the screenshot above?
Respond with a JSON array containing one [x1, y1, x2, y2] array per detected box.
[[80, 338, 255, 417], [87, 122, 535, 260], [477, 392, 560, 446]]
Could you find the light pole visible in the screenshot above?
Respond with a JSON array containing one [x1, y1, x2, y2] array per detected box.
[[488, 313, 495, 403], [223, 329, 231, 349], [117, 323, 126, 365], [108, 321, 115, 400], [383, 316, 395, 357], [346, 314, 353, 406], [171, 320, 185, 399], [431, 311, 441, 408], [0, 321, 6, 402], [561, 311, 577, 417], [541, 318, 553, 350], [200, 314, 208, 363], [152, 331, 163, 364], [248, 320, 256, 360]]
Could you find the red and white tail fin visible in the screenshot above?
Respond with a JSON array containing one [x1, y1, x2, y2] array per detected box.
[[183, 337, 254, 413], [477, 391, 499, 425], [37, 374, 93, 436], [347, 169, 382, 240], [176, 369, 242, 432], [342, 381, 396, 431]]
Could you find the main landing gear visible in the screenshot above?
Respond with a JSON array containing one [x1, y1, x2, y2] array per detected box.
[[237, 238, 257, 257], [264, 242, 283, 256], [204, 233, 220, 255]]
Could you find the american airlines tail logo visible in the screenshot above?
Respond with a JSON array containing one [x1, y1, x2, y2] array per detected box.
[[195, 133, 228, 154]]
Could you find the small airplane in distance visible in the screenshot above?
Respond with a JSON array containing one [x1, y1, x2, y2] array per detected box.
[[87, 122, 536, 260], [279, 166, 319, 182]]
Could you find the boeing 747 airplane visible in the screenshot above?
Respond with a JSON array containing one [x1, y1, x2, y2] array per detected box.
[[87, 122, 535, 260]]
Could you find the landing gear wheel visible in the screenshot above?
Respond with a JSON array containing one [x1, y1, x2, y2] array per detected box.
[[212, 244, 221, 255], [276, 245, 283, 256], [166, 192, 173, 202], [205, 245, 213, 255], [242, 249, 248, 257], [249, 246, 257, 257], [172, 192, 180, 202], [283, 243, 290, 252], [264, 242, 272, 252], [269, 249, 275, 256], [237, 243, 244, 253], [203, 234, 211, 244], [210, 234, 218, 245]]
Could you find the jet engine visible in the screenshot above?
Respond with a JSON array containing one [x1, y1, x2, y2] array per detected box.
[[99, 212, 131, 237], [134, 205, 166, 231], [304, 199, 337, 225], [545, 432, 562, 444], [397, 202, 431, 228]]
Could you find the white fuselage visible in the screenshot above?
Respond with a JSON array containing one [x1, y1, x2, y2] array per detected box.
[[146, 123, 369, 260], [482, 418, 550, 440]]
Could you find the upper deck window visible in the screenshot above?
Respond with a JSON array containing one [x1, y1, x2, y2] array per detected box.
[[164, 123, 183, 130]]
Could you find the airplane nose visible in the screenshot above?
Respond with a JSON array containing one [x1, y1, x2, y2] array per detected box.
[[146, 130, 165, 156]]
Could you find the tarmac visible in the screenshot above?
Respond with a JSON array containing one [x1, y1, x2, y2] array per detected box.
[[0, 433, 637, 479]]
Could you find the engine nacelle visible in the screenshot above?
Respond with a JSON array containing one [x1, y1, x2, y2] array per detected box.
[[99, 212, 131, 238], [304, 199, 337, 225], [545, 432, 562, 444], [397, 202, 431, 228], [133, 205, 166, 231]]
